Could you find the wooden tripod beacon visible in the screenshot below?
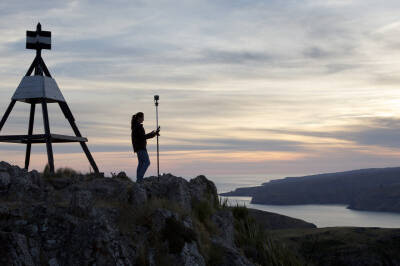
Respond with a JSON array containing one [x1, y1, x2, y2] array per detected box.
[[0, 23, 99, 174]]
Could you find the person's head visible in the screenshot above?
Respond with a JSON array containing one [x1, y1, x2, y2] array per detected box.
[[131, 112, 144, 129]]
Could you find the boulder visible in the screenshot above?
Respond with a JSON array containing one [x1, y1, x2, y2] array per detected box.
[[190, 175, 218, 206], [142, 174, 192, 210]]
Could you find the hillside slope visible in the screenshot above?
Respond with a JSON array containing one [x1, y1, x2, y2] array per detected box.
[[270, 227, 400, 266]]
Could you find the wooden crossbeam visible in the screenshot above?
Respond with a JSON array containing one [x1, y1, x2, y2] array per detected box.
[[0, 134, 88, 144]]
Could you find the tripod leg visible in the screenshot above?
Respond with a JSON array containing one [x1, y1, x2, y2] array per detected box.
[[39, 57, 52, 78], [79, 142, 99, 174], [58, 102, 99, 173], [42, 101, 54, 173], [0, 100, 16, 133], [24, 103, 36, 170], [25, 56, 37, 76]]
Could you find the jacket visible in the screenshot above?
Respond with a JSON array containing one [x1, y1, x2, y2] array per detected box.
[[131, 123, 156, 152]]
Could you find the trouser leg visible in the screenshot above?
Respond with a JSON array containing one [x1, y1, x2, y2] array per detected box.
[[142, 150, 150, 175], [136, 150, 150, 182], [137, 153, 144, 181]]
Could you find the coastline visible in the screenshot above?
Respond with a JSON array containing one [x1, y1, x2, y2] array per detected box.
[[220, 195, 400, 228]]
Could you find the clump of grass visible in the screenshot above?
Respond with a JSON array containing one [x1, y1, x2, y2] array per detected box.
[[232, 204, 249, 220], [232, 204, 302, 266], [42, 164, 79, 179], [191, 198, 230, 263], [192, 199, 217, 234], [192, 199, 214, 223], [56, 167, 78, 177], [191, 214, 225, 265], [42, 164, 51, 179], [218, 196, 230, 209], [191, 217, 212, 259]]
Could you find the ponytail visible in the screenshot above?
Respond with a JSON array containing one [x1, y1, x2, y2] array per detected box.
[[131, 112, 144, 130]]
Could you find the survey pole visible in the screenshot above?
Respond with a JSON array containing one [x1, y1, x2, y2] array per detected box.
[[154, 95, 160, 177]]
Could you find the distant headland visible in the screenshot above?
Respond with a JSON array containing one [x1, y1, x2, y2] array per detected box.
[[221, 167, 400, 213]]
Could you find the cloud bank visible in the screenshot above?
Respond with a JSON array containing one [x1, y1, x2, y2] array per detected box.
[[1, 0, 400, 178]]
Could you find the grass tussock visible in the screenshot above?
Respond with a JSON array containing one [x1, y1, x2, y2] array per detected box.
[[192, 196, 302, 265], [192, 217, 214, 262], [191, 198, 230, 264], [232, 204, 302, 266], [42, 164, 80, 179], [218, 197, 229, 209], [192, 199, 214, 224]]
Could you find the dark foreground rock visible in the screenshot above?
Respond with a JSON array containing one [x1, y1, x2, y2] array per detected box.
[[0, 161, 257, 266]]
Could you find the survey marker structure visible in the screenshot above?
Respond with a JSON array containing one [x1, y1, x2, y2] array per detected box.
[[0, 23, 99, 174]]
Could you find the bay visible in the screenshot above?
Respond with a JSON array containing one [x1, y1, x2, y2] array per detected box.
[[209, 174, 400, 228]]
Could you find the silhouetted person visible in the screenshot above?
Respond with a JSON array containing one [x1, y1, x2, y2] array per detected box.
[[131, 112, 160, 182]]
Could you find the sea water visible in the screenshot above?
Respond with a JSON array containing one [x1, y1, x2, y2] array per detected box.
[[209, 174, 400, 228]]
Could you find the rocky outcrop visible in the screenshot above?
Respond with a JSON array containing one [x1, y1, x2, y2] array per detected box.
[[0, 161, 254, 266]]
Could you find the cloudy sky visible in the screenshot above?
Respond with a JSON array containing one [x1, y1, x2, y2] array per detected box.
[[1, 0, 400, 180]]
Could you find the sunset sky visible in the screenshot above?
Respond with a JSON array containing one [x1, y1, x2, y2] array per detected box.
[[2, 1, 400, 179]]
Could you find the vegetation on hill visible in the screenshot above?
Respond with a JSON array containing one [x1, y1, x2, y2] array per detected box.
[[270, 227, 400, 265]]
